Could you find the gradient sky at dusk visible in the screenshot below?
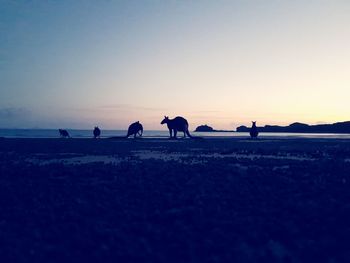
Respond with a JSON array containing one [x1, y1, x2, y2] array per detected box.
[[1, 1, 349, 129]]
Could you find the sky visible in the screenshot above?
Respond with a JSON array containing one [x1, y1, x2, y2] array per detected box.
[[1, 0, 349, 130]]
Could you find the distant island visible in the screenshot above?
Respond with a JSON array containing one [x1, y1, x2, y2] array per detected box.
[[195, 125, 214, 132], [195, 125, 233, 132], [236, 121, 350, 134]]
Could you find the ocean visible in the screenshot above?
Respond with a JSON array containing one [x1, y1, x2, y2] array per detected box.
[[1, 129, 350, 139]]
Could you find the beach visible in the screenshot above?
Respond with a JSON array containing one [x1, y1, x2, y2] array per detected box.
[[1, 137, 350, 262]]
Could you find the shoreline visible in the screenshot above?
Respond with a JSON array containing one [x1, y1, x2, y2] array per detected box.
[[3, 135, 350, 142]]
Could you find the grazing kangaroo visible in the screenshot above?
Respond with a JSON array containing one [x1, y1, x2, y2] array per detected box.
[[93, 126, 101, 138], [59, 129, 70, 138], [126, 121, 143, 138], [250, 121, 259, 139], [161, 116, 199, 139]]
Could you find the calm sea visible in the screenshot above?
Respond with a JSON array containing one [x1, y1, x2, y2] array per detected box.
[[1, 129, 350, 139]]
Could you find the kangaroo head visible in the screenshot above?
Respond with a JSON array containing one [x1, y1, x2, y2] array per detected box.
[[161, 116, 169, 125], [252, 121, 256, 126]]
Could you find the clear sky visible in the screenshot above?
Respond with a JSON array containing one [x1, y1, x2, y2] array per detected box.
[[1, 0, 349, 130]]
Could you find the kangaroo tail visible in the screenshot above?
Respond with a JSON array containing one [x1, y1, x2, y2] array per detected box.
[[186, 130, 193, 138], [186, 130, 203, 139]]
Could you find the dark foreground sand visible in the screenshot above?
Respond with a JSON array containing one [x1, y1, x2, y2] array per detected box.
[[0, 137, 350, 262]]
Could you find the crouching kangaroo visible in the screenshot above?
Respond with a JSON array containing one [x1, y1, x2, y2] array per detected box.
[[59, 129, 70, 138], [108, 121, 143, 139], [161, 116, 201, 139], [126, 121, 143, 138]]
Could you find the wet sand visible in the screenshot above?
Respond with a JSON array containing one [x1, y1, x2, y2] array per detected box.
[[1, 137, 350, 262]]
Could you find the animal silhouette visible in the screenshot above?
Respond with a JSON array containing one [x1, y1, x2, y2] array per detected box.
[[161, 116, 199, 139], [126, 121, 143, 138], [59, 129, 70, 138], [93, 126, 101, 138], [250, 121, 259, 138]]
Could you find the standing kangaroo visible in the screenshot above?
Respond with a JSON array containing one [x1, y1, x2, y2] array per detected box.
[[250, 121, 259, 139], [161, 116, 198, 139]]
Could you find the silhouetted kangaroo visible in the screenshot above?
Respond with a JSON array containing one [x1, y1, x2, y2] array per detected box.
[[161, 116, 200, 139], [93, 126, 101, 138], [250, 121, 259, 138], [126, 121, 143, 138], [59, 129, 70, 138]]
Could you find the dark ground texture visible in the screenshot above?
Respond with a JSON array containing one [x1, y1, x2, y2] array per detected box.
[[0, 137, 350, 262]]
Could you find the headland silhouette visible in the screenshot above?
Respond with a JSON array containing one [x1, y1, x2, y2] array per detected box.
[[236, 121, 350, 133]]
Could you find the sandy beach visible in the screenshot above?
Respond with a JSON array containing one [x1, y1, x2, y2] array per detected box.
[[1, 137, 350, 262]]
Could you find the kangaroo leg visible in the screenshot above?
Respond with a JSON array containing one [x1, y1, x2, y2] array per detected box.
[[169, 129, 172, 138], [174, 129, 178, 139], [183, 131, 186, 138]]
